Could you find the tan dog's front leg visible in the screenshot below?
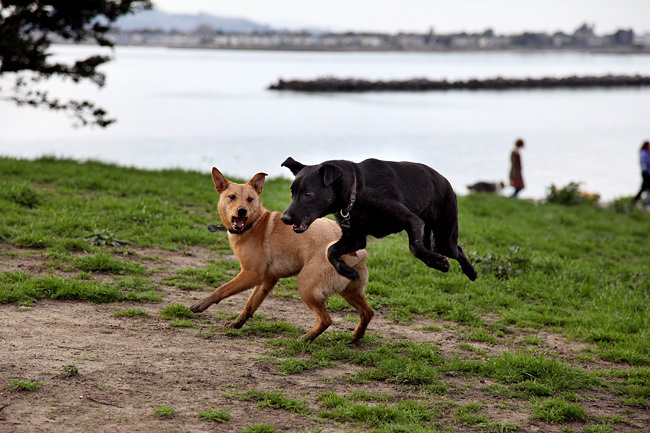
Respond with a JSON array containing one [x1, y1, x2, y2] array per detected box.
[[228, 276, 278, 329], [190, 270, 262, 313]]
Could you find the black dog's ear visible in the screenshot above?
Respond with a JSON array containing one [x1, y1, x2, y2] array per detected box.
[[319, 163, 343, 186], [281, 157, 306, 175]]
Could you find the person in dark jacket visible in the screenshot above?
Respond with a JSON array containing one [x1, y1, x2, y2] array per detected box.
[[509, 138, 525, 198], [632, 140, 650, 206]]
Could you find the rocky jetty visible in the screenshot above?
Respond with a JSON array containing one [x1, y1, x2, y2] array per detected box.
[[268, 74, 650, 92]]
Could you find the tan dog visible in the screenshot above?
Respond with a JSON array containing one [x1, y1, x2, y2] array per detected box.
[[190, 167, 374, 342]]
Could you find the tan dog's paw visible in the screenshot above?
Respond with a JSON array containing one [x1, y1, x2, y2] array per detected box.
[[225, 320, 245, 329], [190, 298, 212, 313]]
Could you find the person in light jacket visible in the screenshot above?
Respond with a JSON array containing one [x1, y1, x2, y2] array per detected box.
[[509, 138, 525, 198]]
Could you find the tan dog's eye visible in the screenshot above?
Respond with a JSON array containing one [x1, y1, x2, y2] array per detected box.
[[228, 195, 236, 201], [247, 197, 254, 203]]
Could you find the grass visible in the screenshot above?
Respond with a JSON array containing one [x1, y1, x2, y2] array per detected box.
[[153, 405, 175, 419], [530, 397, 587, 423], [317, 390, 438, 428], [239, 425, 281, 433], [61, 365, 80, 377], [231, 389, 312, 415], [0, 271, 160, 305], [198, 408, 231, 423], [159, 304, 196, 320], [163, 261, 241, 291], [10, 380, 44, 391], [113, 308, 151, 318], [1, 156, 649, 432]]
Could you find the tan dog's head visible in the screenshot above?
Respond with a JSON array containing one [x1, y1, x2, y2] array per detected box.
[[212, 167, 268, 233]]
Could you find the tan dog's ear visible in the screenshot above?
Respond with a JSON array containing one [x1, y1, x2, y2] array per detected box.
[[212, 167, 230, 193], [248, 172, 268, 195]]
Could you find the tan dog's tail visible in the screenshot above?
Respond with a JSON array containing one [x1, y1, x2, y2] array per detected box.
[[343, 249, 367, 267]]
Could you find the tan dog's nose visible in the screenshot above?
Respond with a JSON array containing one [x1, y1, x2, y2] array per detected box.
[[237, 207, 247, 217]]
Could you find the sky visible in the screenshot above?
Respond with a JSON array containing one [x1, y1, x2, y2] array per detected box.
[[152, 0, 650, 35]]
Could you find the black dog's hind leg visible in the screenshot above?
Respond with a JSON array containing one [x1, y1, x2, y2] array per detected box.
[[395, 208, 451, 273], [327, 235, 367, 281], [431, 225, 477, 282]]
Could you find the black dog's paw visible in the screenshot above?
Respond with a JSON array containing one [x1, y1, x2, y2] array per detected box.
[[335, 263, 360, 281], [464, 267, 478, 282], [430, 256, 451, 273]]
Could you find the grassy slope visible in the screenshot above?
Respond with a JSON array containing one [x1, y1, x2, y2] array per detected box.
[[3, 156, 650, 432], [1, 156, 648, 366]]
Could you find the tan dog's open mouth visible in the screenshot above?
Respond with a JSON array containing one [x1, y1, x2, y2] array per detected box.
[[231, 216, 248, 231]]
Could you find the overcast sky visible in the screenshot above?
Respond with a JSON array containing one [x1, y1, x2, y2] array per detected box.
[[152, 0, 650, 34]]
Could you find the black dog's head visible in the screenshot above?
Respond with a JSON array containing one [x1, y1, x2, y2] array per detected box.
[[280, 157, 344, 233]]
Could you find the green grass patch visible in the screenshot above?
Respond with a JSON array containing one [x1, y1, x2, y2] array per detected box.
[[169, 319, 198, 328], [163, 261, 241, 291], [10, 380, 44, 391], [198, 408, 231, 423], [113, 308, 151, 318], [483, 350, 601, 392], [153, 405, 175, 419], [61, 365, 80, 377], [266, 335, 446, 385], [223, 315, 302, 339], [530, 397, 587, 423], [159, 304, 196, 320], [454, 402, 488, 426], [0, 271, 160, 305], [239, 425, 280, 433], [71, 252, 148, 275], [233, 389, 311, 415], [317, 390, 438, 428]]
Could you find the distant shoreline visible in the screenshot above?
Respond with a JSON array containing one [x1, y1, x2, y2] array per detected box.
[[163, 44, 650, 55], [54, 40, 650, 55]]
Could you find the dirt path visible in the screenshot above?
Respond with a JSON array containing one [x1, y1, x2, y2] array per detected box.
[[1, 246, 647, 432]]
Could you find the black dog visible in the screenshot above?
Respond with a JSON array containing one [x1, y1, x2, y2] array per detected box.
[[280, 157, 477, 282]]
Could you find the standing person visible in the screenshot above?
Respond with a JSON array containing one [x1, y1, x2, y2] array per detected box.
[[509, 138, 525, 198], [632, 140, 650, 206]]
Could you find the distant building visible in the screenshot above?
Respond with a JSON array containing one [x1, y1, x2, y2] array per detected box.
[[611, 29, 634, 45], [634, 32, 650, 47], [573, 23, 602, 47]]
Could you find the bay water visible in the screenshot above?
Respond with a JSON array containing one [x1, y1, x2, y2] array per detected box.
[[2, 45, 649, 201]]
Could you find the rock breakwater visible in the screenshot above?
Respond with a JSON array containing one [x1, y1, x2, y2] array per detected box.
[[269, 74, 650, 92]]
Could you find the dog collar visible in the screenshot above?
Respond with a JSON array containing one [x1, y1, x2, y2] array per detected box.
[[338, 173, 357, 229], [227, 221, 255, 235], [207, 222, 254, 235]]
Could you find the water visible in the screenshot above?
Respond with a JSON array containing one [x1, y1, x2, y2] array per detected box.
[[2, 45, 649, 201]]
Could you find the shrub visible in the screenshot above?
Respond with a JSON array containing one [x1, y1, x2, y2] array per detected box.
[[546, 182, 599, 206], [61, 365, 80, 377]]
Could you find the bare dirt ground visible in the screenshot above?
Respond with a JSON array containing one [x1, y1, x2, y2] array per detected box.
[[1, 245, 648, 433]]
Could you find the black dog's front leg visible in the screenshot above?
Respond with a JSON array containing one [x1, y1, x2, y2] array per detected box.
[[327, 235, 367, 281]]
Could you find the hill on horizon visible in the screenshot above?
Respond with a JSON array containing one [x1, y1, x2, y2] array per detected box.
[[115, 9, 273, 33]]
